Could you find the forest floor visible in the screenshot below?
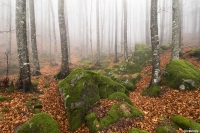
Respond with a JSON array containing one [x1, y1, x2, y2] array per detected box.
[[0, 46, 200, 133]]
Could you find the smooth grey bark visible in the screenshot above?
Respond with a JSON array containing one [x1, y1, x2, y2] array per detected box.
[[192, 2, 198, 39], [15, 0, 32, 92], [57, 0, 69, 79], [171, 0, 180, 60], [150, 0, 160, 85], [48, 0, 52, 65], [160, 0, 165, 45], [124, 0, 128, 62], [29, 0, 41, 76], [50, 0, 58, 65], [114, 0, 118, 63], [65, 1, 71, 63], [108, 1, 111, 56], [90, 0, 93, 59], [8, 0, 12, 66], [179, 0, 183, 47], [146, 0, 151, 44], [40, 0, 43, 52], [95, 0, 101, 65], [100, 0, 105, 54], [121, 0, 124, 54], [85, 0, 89, 58]]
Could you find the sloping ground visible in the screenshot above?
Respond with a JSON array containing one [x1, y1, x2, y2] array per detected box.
[[0, 46, 200, 133], [129, 47, 200, 132]]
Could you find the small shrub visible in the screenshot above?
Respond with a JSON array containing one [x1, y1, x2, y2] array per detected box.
[[7, 82, 15, 93], [43, 83, 50, 88], [32, 81, 39, 87], [1, 108, 8, 113]]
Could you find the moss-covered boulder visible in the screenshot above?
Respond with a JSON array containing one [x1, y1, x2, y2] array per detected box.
[[85, 102, 143, 132], [129, 128, 149, 133], [58, 68, 125, 132], [155, 122, 178, 133], [189, 47, 200, 58], [108, 92, 132, 105], [171, 115, 200, 131], [142, 84, 162, 97], [130, 44, 152, 66], [162, 60, 200, 90], [17, 113, 59, 133]]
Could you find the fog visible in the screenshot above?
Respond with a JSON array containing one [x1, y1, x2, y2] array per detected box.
[[0, 0, 200, 56]]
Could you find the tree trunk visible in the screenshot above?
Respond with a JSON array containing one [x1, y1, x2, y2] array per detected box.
[[90, 0, 93, 59], [48, 0, 52, 65], [50, 0, 58, 65], [124, 0, 128, 62], [146, 0, 151, 44], [57, 0, 69, 79], [171, 0, 180, 60], [29, 0, 41, 76], [65, 1, 71, 63], [179, 0, 183, 48], [8, 0, 12, 67], [160, 0, 165, 45], [150, 0, 160, 85], [121, 0, 124, 54], [85, 0, 89, 58], [15, 0, 33, 92], [95, 0, 101, 66], [114, 0, 118, 63]]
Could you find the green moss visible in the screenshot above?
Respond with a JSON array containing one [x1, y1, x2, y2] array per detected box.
[[189, 47, 200, 57], [7, 82, 15, 93], [34, 104, 43, 109], [118, 62, 142, 74], [17, 113, 59, 133], [0, 114, 3, 120], [155, 122, 178, 133], [43, 83, 50, 88], [113, 63, 121, 68], [160, 44, 171, 51], [1, 108, 8, 113], [86, 102, 142, 132], [32, 81, 39, 87], [25, 101, 32, 106], [171, 115, 200, 131], [162, 60, 200, 90], [129, 128, 149, 133], [105, 67, 112, 72], [142, 84, 161, 97], [108, 92, 132, 105], [0, 96, 11, 102]]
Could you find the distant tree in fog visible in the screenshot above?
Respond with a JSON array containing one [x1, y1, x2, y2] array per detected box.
[[57, 0, 69, 79], [15, 0, 33, 92], [171, 0, 180, 60], [159, 0, 165, 45], [114, 0, 118, 63], [146, 0, 151, 44], [95, 0, 101, 66], [50, 0, 58, 65], [29, 0, 41, 76], [123, 0, 128, 62]]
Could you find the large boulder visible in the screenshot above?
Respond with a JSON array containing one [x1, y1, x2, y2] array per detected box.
[[58, 68, 126, 132], [162, 60, 200, 90], [16, 113, 59, 133]]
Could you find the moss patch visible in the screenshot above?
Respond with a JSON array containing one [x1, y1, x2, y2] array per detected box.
[[129, 128, 149, 133], [108, 92, 132, 105], [85, 102, 142, 132], [162, 60, 200, 90], [17, 113, 59, 133], [171, 115, 200, 131], [7, 82, 15, 93], [189, 47, 200, 58], [155, 122, 178, 133], [142, 84, 161, 97], [58, 68, 125, 132], [0, 96, 11, 102]]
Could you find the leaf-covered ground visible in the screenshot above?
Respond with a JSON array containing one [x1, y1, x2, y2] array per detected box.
[[0, 46, 200, 133]]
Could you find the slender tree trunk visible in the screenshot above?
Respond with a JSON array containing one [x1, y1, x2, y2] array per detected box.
[[95, 0, 101, 65], [29, 0, 41, 76], [65, 1, 71, 63], [8, 0, 12, 66], [124, 0, 128, 62], [146, 0, 151, 44], [50, 0, 58, 65], [114, 0, 118, 63], [160, 0, 165, 45], [121, 0, 124, 54], [150, 0, 160, 85], [90, 0, 93, 59], [41, 0, 43, 53], [171, 0, 180, 60], [179, 0, 183, 48], [57, 0, 69, 79], [108, 1, 111, 56], [15, 0, 32, 92], [48, 1, 52, 65], [85, 0, 89, 58]]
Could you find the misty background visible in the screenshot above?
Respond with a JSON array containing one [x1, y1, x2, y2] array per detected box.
[[0, 0, 200, 61]]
